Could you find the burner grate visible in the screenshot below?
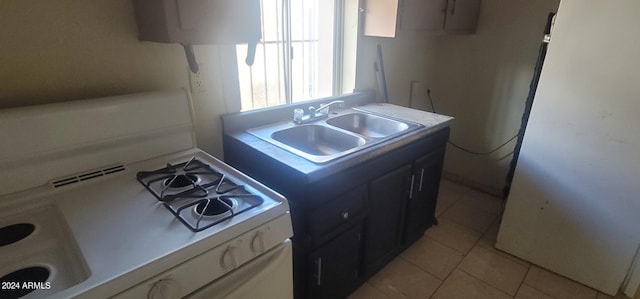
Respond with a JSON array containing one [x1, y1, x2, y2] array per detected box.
[[136, 156, 263, 232], [136, 157, 224, 202], [168, 194, 263, 232]]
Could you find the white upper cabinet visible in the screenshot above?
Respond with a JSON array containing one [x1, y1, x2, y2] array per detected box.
[[363, 0, 400, 37]]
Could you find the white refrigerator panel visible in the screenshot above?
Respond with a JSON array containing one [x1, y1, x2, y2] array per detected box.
[[496, 0, 640, 295]]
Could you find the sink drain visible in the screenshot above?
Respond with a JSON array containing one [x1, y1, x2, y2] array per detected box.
[[0, 223, 35, 246], [0, 266, 50, 298]]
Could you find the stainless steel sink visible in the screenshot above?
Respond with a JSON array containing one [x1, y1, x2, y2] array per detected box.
[[249, 122, 368, 163], [272, 125, 366, 156], [326, 112, 411, 138], [247, 108, 423, 163]]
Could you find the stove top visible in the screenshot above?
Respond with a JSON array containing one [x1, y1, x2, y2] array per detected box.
[[136, 156, 264, 232], [0, 90, 292, 298]]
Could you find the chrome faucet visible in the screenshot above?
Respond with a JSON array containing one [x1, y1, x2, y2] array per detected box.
[[293, 100, 345, 124]]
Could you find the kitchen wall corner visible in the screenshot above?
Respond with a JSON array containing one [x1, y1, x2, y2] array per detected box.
[[354, 0, 560, 194]]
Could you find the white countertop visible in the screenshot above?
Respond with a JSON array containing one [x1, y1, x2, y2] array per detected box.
[[357, 103, 454, 129]]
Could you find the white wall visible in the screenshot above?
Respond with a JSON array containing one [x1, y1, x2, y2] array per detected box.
[[356, 0, 560, 194], [0, 0, 230, 157], [497, 0, 640, 295]]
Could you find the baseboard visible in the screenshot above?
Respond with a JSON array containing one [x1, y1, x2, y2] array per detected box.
[[441, 171, 503, 198]]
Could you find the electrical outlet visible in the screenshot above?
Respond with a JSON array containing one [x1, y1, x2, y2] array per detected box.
[[189, 66, 206, 94]]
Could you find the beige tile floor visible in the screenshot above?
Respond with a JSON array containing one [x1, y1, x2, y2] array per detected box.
[[349, 179, 640, 299]]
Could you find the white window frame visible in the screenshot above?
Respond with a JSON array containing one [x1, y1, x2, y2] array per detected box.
[[231, 0, 359, 112]]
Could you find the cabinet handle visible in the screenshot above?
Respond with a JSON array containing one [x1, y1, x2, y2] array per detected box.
[[316, 257, 323, 286], [419, 168, 425, 192], [409, 175, 415, 199], [341, 211, 350, 220]]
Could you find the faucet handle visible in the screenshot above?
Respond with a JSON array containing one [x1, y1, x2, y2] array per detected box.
[[317, 104, 331, 115], [293, 108, 304, 123]]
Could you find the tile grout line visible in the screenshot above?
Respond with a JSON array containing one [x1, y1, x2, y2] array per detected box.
[[456, 267, 519, 298], [519, 263, 602, 298], [434, 194, 462, 220], [366, 184, 465, 299], [451, 196, 533, 297], [456, 268, 516, 298], [429, 189, 510, 298], [519, 268, 566, 299], [519, 282, 560, 299], [359, 281, 392, 299], [367, 181, 506, 299], [513, 273, 528, 299], [427, 212, 493, 298], [455, 249, 529, 297], [438, 198, 502, 235], [423, 234, 467, 255]]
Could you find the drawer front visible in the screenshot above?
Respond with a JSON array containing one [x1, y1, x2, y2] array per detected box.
[[307, 185, 366, 242]]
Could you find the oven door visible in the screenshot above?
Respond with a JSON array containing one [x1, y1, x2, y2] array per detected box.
[[185, 240, 293, 299]]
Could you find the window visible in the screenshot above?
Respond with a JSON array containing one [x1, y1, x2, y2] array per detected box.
[[236, 0, 358, 111]]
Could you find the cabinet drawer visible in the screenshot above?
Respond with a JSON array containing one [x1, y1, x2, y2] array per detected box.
[[307, 186, 366, 242], [307, 224, 362, 299]]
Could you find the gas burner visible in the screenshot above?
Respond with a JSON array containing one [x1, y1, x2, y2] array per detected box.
[[163, 174, 201, 189], [137, 156, 264, 232], [193, 197, 236, 218], [136, 157, 223, 202]]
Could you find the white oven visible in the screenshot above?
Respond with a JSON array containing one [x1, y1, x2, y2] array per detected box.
[[114, 220, 293, 299], [115, 232, 292, 299], [185, 242, 292, 299], [0, 90, 293, 299]]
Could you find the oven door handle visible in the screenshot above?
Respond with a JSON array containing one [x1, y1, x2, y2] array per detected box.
[[184, 241, 293, 299]]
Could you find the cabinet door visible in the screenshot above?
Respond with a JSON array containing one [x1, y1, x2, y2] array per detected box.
[[364, 0, 399, 37], [176, 0, 261, 43], [443, 0, 481, 33], [363, 165, 411, 276], [133, 0, 261, 44], [401, 0, 447, 32], [404, 147, 446, 245], [307, 225, 362, 299]]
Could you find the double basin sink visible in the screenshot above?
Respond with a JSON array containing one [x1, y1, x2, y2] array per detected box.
[[248, 108, 423, 163]]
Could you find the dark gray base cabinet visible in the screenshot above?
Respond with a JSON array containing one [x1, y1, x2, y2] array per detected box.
[[223, 127, 450, 299], [363, 165, 411, 276], [404, 147, 446, 246], [307, 224, 362, 299]]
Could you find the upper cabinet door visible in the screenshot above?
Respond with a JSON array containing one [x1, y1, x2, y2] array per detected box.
[[400, 0, 446, 32], [363, 0, 399, 37], [443, 0, 481, 33], [396, 0, 480, 34], [133, 0, 261, 44]]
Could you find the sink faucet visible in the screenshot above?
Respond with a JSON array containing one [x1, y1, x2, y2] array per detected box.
[[293, 100, 345, 124]]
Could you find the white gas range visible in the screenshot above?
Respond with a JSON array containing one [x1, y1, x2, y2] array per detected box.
[[0, 90, 293, 298]]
